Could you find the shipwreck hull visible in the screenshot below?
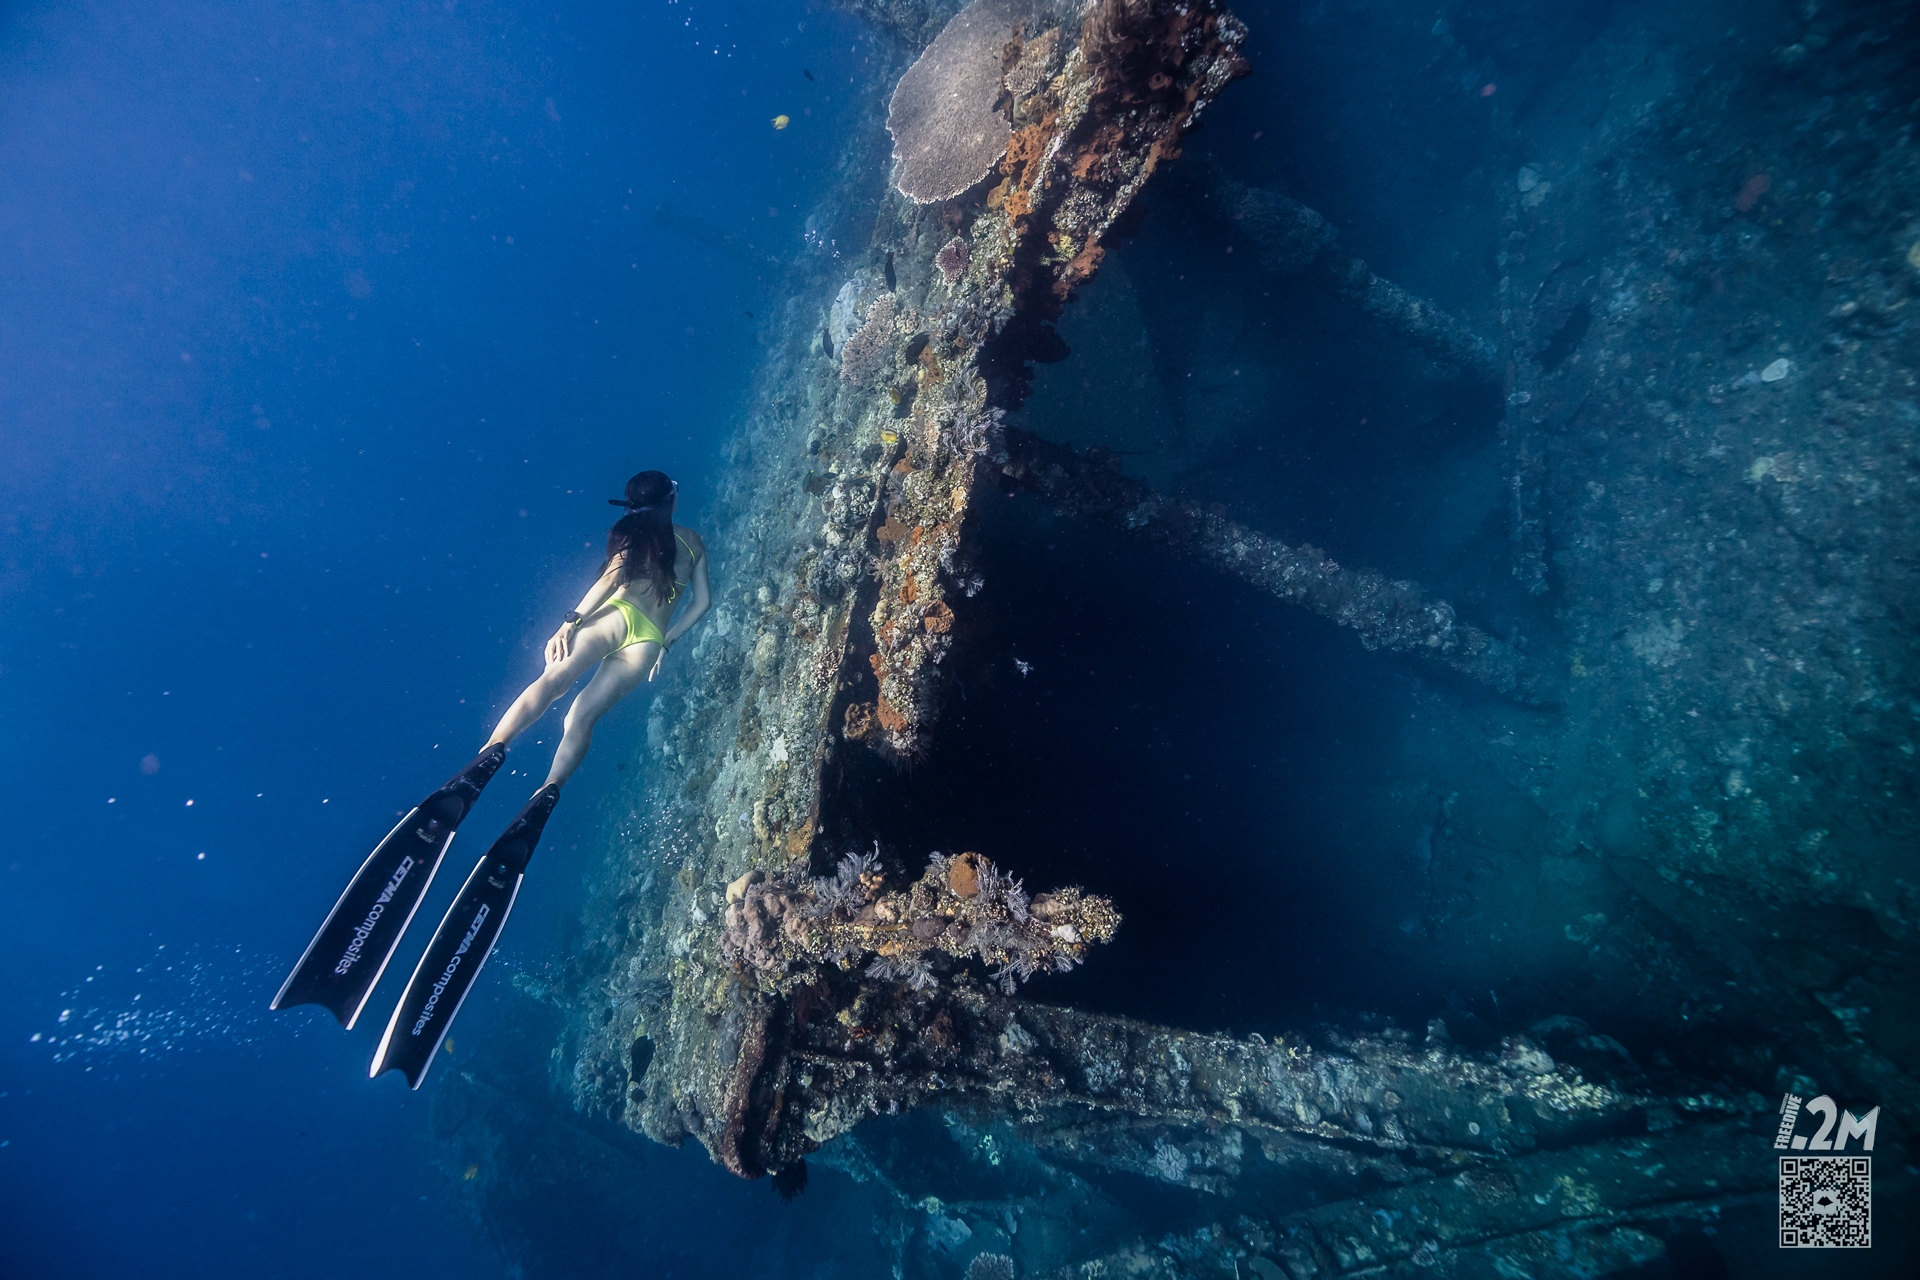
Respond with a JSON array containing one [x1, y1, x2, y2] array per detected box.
[[571, 0, 1260, 1174], [525, 1, 1920, 1276]]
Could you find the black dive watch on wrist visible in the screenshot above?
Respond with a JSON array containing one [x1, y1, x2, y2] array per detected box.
[[563, 610, 582, 626]]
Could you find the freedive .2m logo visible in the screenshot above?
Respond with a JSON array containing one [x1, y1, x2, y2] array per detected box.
[[1774, 1091, 1879, 1153], [1775, 1090, 1877, 1249]]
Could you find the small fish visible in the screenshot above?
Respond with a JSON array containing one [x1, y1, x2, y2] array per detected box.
[[884, 250, 896, 291], [803, 69, 814, 81], [771, 114, 790, 130], [744, 310, 755, 318], [821, 326, 834, 358]]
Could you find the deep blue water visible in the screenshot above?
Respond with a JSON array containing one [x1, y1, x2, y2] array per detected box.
[[0, 2, 865, 1274]]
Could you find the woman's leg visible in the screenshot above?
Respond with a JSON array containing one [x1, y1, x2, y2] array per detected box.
[[484, 613, 624, 751], [544, 643, 658, 787]]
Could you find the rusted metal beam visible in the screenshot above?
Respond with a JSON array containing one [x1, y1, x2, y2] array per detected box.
[[998, 426, 1556, 700], [1207, 169, 1503, 382]]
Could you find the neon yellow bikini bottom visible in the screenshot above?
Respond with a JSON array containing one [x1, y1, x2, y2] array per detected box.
[[606, 597, 665, 653]]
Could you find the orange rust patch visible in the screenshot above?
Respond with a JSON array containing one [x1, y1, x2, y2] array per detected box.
[[922, 601, 954, 634], [1056, 242, 1107, 297], [947, 851, 982, 898], [996, 114, 1056, 222], [843, 701, 877, 741], [875, 697, 909, 734], [876, 518, 912, 543], [1003, 118, 1053, 181], [1070, 123, 1124, 181], [902, 575, 919, 604]]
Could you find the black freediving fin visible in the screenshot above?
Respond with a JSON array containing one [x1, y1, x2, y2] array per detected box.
[[370, 783, 560, 1089], [270, 743, 506, 1028]]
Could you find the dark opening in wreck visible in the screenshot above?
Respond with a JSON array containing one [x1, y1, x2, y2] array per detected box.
[[829, 496, 1494, 1034]]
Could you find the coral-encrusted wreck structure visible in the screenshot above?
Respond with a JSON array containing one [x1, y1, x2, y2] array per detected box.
[[445, 1, 1920, 1276], [579, 0, 1265, 1176]]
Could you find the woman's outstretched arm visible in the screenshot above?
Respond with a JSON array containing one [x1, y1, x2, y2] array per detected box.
[[546, 556, 626, 664]]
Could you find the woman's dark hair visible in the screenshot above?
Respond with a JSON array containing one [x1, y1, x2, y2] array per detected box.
[[603, 471, 677, 600]]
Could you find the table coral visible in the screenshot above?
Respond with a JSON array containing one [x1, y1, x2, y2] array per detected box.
[[886, 0, 1028, 203]]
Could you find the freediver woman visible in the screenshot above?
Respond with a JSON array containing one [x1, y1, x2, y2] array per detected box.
[[482, 468, 712, 788], [272, 469, 711, 1087]]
